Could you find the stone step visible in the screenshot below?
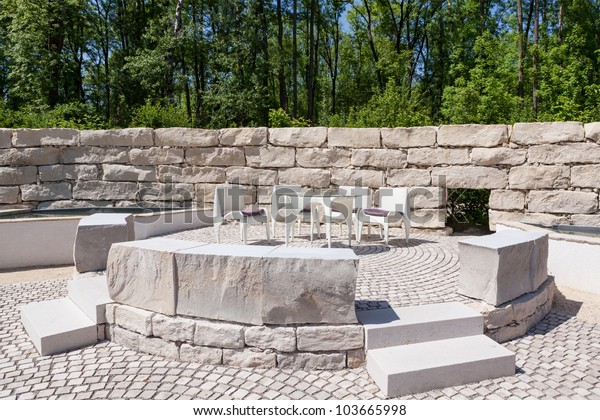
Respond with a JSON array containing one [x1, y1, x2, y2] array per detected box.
[[367, 335, 515, 397], [357, 302, 483, 350], [20, 298, 98, 356], [68, 274, 113, 324]]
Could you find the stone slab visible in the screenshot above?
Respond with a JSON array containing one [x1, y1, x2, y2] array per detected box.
[[511, 122, 584, 145], [381, 127, 436, 148], [80, 128, 153, 147], [269, 127, 327, 147], [0, 129, 11, 148], [155, 128, 219, 147], [277, 352, 346, 370], [67, 274, 113, 324], [528, 190, 598, 214], [13, 128, 78, 147], [438, 124, 508, 147], [220, 127, 268, 146]]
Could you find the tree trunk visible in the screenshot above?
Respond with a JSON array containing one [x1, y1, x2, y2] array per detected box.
[[558, 2, 563, 44], [533, 0, 539, 117], [307, 0, 316, 123], [277, 0, 287, 111], [292, 0, 298, 118], [363, 0, 383, 90], [517, 0, 524, 98]]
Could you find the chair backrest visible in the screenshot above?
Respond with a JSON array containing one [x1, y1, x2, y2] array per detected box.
[[271, 185, 302, 221], [339, 185, 371, 210], [378, 187, 409, 215], [214, 184, 246, 221]]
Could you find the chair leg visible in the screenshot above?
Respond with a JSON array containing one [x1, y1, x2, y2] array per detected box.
[[356, 221, 362, 243], [403, 215, 410, 244], [284, 222, 292, 246], [347, 220, 352, 247], [241, 222, 248, 245], [327, 221, 332, 248], [271, 219, 276, 239], [383, 222, 389, 246], [265, 222, 270, 243], [214, 223, 221, 243]]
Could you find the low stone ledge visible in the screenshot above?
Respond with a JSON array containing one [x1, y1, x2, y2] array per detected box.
[[114, 305, 153, 336], [81, 128, 153, 147], [193, 319, 245, 349], [245, 326, 296, 352], [277, 352, 346, 370], [13, 128, 79, 147], [180, 344, 223, 365], [381, 126, 436, 148], [297, 325, 364, 351], [511, 122, 584, 145], [438, 124, 508, 147], [152, 314, 195, 342], [139, 336, 179, 359], [328, 127, 380, 148], [155, 128, 219, 147], [223, 348, 277, 368], [269, 127, 327, 148]]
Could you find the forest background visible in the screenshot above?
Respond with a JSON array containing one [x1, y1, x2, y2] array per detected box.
[[0, 0, 599, 129]]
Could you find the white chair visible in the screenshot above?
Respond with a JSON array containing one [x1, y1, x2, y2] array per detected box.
[[356, 187, 410, 246], [339, 186, 371, 238], [318, 195, 354, 248], [214, 184, 270, 244], [270, 185, 309, 246]]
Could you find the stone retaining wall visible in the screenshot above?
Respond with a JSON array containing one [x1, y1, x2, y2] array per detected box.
[[2, 123, 600, 229]]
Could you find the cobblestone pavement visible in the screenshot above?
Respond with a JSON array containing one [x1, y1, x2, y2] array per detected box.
[[1, 225, 599, 400]]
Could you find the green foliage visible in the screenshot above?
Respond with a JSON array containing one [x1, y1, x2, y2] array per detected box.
[[447, 189, 491, 231], [268, 108, 310, 128], [0, 102, 104, 129], [129, 102, 190, 129]]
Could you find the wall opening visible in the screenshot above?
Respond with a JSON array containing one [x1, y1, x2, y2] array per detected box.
[[446, 189, 491, 235]]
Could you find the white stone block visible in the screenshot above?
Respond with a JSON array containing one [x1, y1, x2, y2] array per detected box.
[[152, 314, 195, 342], [114, 305, 153, 336], [193, 319, 245, 349], [67, 274, 113, 324], [180, 344, 223, 365], [244, 326, 296, 352], [297, 325, 363, 351], [277, 352, 346, 370], [139, 336, 179, 359], [223, 348, 277, 368]]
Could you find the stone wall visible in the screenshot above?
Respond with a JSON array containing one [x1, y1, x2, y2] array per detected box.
[[2, 123, 600, 229]]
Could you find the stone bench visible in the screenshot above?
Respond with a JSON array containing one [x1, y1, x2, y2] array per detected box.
[[458, 230, 548, 306]]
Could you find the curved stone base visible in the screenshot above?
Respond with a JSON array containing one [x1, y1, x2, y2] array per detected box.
[[105, 303, 365, 370], [467, 277, 555, 343]]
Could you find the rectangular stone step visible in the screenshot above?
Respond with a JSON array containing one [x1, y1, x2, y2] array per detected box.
[[68, 274, 113, 324], [20, 298, 98, 356], [357, 302, 483, 350], [367, 335, 515, 397]]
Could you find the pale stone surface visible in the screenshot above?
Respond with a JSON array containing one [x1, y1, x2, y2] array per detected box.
[[328, 128, 381, 148], [61, 146, 129, 164], [222, 348, 277, 368], [269, 127, 327, 147], [195, 183, 255, 205], [409, 187, 446, 209], [528, 143, 600, 164], [277, 168, 330, 188], [129, 147, 184, 165], [0, 129, 11, 148], [155, 127, 219, 147], [193, 319, 245, 348], [111, 326, 140, 350], [584, 122, 600, 142], [488, 210, 568, 230], [470, 148, 527, 166], [107, 239, 202, 315], [331, 169, 384, 188], [387, 169, 431, 186], [72, 181, 138, 200], [13, 128, 78, 147], [277, 352, 346, 370], [114, 305, 153, 336], [571, 165, 600, 188], [244, 326, 296, 352], [409, 208, 446, 228], [508, 166, 570, 190], [81, 128, 153, 147], [186, 147, 245, 166], [0, 148, 60, 166], [528, 191, 598, 214], [102, 164, 156, 182], [138, 336, 179, 359], [408, 148, 469, 166], [21, 183, 72, 201], [297, 325, 364, 351], [489, 190, 526, 211], [511, 122, 584, 145], [245, 146, 295, 168], [138, 182, 195, 202], [571, 214, 600, 226], [0, 167, 37, 185], [179, 344, 223, 364], [220, 127, 268, 146], [105, 303, 117, 324], [381, 126, 436, 148], [158, 166, 226, 183], [347, 349, 366, 368], [226, 167, 278, 185], [438, 124, 508, 147], [152, 314, 195, 342], [295, 148, 351, 168], [39, 164, 98, 182], [351, 149, 407, 169], [0, 186, 19, 204], [431, 166, 507, 189], [458, 231, 548, 306]]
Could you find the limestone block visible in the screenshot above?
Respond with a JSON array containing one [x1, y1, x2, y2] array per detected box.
[[584, 122, 600, 142], [138, 183, 195, 202], [571, 214, 600, 226], [152, 314, 195, 342], [13, 128, 78, 147], [138, 336, 179, 359], [195, 183, 254, 205], [0, 186, 19, 204], [381, 126, 436, 148], [297, 325, 364, 351], [347, 348, 366, 368], [276, 352, 346, 370], [107, 238, 202, 315], [488, 210, 568, 231], [466, 301, 515, 330], [111, 326, 140, 350], [409, 208, 446, 228], [129, 147, 184, 165], [61, 146, 129, 164], [0, 148, 60, 166], [81, 128, 153, 147], [226, 167, 280, 187], [0, 129, 11, 148], [179, 344, 223, 365], [244, 146, 295, 168], [40, 165, 99, 182], [269, 127, 327, 147], [295, 148, 351, 168], [277, 168, 330, 188], [511, 122, 584, 145], [458, 230, 548, 305], [332, 169, 384, 188], [155, 127, 219, 147], [438, 124, 508, 147], [529, 143, 600, 164], [528, 190, 598, 214], [489, 190, 526, 211], [508, 166, 570, 190], [158, 165, 226, 183], [193, 319, 245, 349], [186, 147, 245, 166], [487, 322, 528, 344], [328, 128, 381, 148], [114, 305, 153, 336], [220, 127, 268, 146], [351, 149, 407, 169], [571, 165, 600, 188], [74, 213, 135, 272], [408, 148, 469, 166], [470, 148, 527, 166], [0, 166, 37, 185], [72, 181, 138, 200], [244, 326, 296, 352], [105, 303, 117, 324], [387, 169, 431, 186], [102, 164, 156, 182], [431, 166, 507, 189], [223, 348, 277, 368], [21, 183, 72, 201], [409, 187, 446, 209]]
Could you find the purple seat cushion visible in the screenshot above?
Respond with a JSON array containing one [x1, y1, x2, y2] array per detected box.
[[363, 208, 392, 217], [241, 208, 265, 217]]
